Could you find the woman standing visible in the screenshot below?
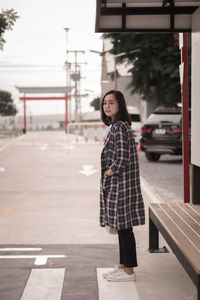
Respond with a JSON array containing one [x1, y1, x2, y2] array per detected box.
[[100, 90, 145, 282]]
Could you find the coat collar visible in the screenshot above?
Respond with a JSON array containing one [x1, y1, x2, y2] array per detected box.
[[103, 129, 111, 150]]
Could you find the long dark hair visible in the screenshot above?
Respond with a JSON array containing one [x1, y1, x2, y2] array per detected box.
[[101, 90, 131, 126]]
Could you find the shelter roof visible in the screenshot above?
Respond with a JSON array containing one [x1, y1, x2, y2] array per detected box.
[[15, 86, 70, 94], [95, 0, 200, 32]]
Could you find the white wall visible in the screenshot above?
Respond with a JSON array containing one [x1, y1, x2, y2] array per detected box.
[[191, 7, 200, 167], [101, 76, 148, 122]]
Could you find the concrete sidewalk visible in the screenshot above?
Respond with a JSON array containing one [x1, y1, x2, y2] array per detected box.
[[0, 132, 197, 299], [131, 189, 196, 300]]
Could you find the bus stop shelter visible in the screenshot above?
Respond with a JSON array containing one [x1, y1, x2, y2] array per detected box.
[[95, 0, 200, 205]]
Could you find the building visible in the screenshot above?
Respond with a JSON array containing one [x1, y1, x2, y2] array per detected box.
[[101, 38, 154, 122]]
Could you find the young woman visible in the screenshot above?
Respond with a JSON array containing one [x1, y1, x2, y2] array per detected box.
[[100, 90, 145, 282]]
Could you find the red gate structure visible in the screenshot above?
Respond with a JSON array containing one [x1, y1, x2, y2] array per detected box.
[[16, 86, 70, 133]]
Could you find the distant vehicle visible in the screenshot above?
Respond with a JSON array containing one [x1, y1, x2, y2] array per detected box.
[[127, 106, 142, 144], [140, 107, 189, 162]]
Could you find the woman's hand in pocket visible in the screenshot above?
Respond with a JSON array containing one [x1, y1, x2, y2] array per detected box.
[[104, 169, 115, 178]]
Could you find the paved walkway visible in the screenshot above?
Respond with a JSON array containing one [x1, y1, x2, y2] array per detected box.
[[0, 132, 197, 299]]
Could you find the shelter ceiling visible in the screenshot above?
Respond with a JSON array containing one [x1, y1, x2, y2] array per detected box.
[[95, 0, 200, 32]]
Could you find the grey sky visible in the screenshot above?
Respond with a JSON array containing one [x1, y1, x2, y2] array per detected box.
[[0, 0, 102, 115]]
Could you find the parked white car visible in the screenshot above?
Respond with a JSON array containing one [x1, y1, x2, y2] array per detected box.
[[127, 106, 142, 144]]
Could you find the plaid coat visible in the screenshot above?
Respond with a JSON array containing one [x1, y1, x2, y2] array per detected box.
[[100, 120, 145, 230]]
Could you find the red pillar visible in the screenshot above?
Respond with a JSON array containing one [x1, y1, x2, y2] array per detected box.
[[182, 33, 190, 203], [23, 99, 27, 134]]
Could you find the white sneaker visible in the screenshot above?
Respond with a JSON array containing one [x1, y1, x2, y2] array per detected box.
[[107, 269, 136, 282], [102, 266, 123, 278]]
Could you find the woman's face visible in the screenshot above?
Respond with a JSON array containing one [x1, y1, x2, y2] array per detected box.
[[103, 93, 119, 121]]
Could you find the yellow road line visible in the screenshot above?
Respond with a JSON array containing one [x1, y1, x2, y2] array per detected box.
[[0, 208, 14, 218]]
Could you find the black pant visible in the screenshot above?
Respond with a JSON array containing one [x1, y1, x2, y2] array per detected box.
[[118, 228, 138, 268]]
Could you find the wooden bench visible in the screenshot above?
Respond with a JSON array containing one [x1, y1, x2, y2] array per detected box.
[[149, 202, 200, 299]]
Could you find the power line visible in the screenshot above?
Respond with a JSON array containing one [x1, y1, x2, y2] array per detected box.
[[0, 64, 64, 68]]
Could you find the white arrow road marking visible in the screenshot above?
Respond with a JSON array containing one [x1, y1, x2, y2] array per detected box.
[[36, 143, 48, 150], [0, 167, 5, 172], [0, 248, 42, 251], [97, 268, 140, 300], [37, 146, 47, 150], [64, 144, 74, 149], [79, 165, 97, 176], [20, 268, 65, 300], [0, 255, 65, 265]]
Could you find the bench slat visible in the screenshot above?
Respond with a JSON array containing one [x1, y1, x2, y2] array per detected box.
[[186, 204, 200, 217], [177, 204, 200, 227], [167, 203, 200, 238], [150, 203, 200, 274], [160, 204, 200, 250]]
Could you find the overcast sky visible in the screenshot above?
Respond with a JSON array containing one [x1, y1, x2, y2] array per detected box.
[[0, 0, 102, 115]]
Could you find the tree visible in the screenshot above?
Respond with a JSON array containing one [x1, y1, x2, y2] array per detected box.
[[90, 97, 100, 110], [103, 33, 182, 107], [0, 9, 19, 50], [0, 90, 17, 116]]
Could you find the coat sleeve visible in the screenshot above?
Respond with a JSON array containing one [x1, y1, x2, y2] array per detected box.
[[110, 122, 129, 174]]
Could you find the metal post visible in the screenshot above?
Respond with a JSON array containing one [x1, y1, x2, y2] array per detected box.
[[191, 164, 200, 204], [149, 209, 168, 253], [182, 33, 190, 203], [149, 216, 159, 252]]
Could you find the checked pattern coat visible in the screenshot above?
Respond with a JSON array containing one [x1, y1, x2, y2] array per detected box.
[[100, 120, 145, 230]]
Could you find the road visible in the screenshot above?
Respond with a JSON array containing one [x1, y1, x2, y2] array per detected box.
[[0, 131, 193, 300], [139, 152, 183, 203], [0, 131, 110, 244]]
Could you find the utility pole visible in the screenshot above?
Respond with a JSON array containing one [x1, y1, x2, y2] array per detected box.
[[64, 28, 70, 129], [66, 50, 86, 122], [65, 61, 72, 122]]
